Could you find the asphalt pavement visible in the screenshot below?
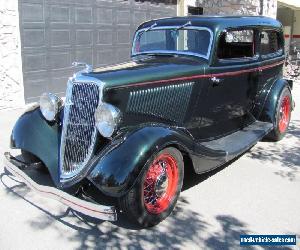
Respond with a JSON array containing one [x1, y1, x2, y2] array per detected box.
[[0, 83, 299, 250]]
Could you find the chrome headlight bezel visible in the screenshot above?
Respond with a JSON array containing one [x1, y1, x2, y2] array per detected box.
[[39, 93, 62, 121], [94, 103, 120, 138]]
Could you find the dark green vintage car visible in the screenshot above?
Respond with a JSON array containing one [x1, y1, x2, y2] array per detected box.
[[5, 16, 294, 227]]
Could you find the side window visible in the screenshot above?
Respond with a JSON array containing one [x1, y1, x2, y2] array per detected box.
[[260, 30, 282, 55], [217, 29, 255, 60]]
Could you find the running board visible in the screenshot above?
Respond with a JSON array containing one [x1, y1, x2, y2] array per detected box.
[[200, 121, 273, 161]]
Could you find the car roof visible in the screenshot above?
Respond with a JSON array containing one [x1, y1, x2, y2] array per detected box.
[[138, 16, 282, 33]]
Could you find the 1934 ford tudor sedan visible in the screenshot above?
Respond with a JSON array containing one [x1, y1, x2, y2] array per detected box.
[[5, 16, 294, 227]]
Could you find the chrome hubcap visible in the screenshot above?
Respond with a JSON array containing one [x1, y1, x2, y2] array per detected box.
[[154, 170, 169, 197]]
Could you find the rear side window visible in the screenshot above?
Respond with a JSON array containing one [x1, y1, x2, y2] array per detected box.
[[217, 29, 255, 59], [260, 30, 282, 55]]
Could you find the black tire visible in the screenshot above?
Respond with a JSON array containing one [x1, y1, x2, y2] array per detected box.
[[119, 147, 184, 227], [267, 87, 292, 141]]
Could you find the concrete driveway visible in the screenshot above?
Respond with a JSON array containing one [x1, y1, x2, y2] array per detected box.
[[0, 83, 299, 250]]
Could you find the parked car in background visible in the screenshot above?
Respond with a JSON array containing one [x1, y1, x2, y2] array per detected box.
[[5, 16, 294, 227]]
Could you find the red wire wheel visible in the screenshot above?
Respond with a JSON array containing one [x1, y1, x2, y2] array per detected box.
[[119, 147, 183, 227], [143, 153, 179, 214], [278, 95, 291, 133]]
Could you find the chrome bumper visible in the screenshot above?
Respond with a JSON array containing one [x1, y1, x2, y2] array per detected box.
[[4, 152, 117, 221]]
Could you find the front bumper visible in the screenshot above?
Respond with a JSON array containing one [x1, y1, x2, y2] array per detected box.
[[4, 152, 117, 221]]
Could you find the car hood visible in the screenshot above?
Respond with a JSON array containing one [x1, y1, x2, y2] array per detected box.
[[85, 56, 208, 90]]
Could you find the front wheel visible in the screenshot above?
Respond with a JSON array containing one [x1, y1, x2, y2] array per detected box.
[[267, 87, 292, 141], [119, 147, 184, 227]]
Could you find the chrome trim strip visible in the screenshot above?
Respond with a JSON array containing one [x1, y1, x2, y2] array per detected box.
[[59, 79, 72, 178], [131, 25, 214, 60], [4, 152, 117, 221]]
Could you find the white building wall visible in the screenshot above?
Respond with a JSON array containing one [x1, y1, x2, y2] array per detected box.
[[293, 10, 300, 36], [182, 0, 277, 18], [203, 0, 260, 16], [261, 0, 277, 18], [0, 0, 24, 109]]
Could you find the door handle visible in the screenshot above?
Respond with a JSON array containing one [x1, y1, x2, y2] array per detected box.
[[210, 76, 223, 87]]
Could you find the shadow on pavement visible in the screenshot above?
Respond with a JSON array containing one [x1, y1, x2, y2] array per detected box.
[[182, 152, 245, 191], [1, 119, 299, 248], [1, 168, 208, 248], [204, 215, 293, 250], [247, 119, 300, 181], [0, 140, 253, 250], [0, 164, 296, 249], [205, 215, 256, 250]]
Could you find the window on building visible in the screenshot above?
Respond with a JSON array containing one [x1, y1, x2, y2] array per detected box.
[[217, 29, 255, 59], [188, 6, 203, 15], [260, 30, 282, 55]]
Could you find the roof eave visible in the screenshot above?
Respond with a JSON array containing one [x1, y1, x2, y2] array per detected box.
[[278, 0, 300, 10]]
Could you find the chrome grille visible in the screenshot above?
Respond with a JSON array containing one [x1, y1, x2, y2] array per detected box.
[[60, 80, 100, 179]]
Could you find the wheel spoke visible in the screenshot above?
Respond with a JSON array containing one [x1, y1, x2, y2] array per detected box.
[[143, 153, 179, 214], [278, 95, 291, 133]]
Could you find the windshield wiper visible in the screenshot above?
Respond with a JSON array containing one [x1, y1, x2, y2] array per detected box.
[[145, 22, 157, 32], [139, 22, 157, 36], [175, 21, 192, 31]]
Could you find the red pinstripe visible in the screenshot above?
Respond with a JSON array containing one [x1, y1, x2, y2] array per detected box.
[[111, 60, 284, 89]]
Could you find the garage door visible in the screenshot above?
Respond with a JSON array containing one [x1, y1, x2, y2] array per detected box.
[[20, 0, 177, 103]]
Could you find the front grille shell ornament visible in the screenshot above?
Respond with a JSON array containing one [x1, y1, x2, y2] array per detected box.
[[59, 74, 104, 181]]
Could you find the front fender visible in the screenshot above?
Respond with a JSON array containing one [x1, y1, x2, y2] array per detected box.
[[10, 107, 60, 184], [258, 78, 292, 124], [87, 126, 194, 197]]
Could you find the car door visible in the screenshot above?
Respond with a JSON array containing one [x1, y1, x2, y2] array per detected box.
[[196, 28, 261, 140]]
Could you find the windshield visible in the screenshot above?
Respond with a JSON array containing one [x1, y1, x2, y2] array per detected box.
[[132, 27, 212, 59]]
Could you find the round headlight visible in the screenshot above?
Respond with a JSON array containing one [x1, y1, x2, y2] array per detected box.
[[39, 93, 62, 121], [95, 103, 120, 138]]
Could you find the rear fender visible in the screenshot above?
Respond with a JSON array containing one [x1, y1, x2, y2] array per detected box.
[[253, 78, 292, 124]]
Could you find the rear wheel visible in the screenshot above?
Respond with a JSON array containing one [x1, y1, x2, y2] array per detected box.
[[267, 87, 292, 141], [119, 147, 184, 227]]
